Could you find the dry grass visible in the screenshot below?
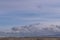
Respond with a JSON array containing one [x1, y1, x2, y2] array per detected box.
[[0, 37, 60, 40]]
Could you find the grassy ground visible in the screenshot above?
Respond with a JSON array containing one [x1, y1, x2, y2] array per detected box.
[[0, 37, 60, 40]]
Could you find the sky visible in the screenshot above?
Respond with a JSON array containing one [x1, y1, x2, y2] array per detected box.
[[0, 0, 60, 30]]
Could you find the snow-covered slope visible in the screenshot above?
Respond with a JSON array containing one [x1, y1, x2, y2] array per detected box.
[[1, 23, 60, 37], [10, 23, 60, 37], [11, 23, 60, 33]]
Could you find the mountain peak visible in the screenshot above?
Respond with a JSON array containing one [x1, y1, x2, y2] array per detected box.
[[0, 23, 60, 37]]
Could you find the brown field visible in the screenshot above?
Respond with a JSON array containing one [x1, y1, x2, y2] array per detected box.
[[0, 37, 60, 40]]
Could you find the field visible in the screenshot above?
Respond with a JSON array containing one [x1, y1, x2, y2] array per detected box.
[[0, 37, 60, 40]]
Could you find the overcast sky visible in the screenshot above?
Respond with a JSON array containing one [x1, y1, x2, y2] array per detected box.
[[0, 0, 60, 30]]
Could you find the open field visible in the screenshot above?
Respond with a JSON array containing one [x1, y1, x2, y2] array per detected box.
[[0, 37, 60, 40]]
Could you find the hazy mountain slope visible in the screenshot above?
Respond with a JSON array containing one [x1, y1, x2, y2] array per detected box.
[[0, 23, 60, 37]]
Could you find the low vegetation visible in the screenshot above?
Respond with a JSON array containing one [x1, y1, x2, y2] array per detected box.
[[0, 37, 60, 40]]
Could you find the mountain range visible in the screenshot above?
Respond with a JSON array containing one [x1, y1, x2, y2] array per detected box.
[[0, 23, 60, 37]]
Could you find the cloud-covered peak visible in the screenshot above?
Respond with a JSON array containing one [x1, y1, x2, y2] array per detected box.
[[10, 23, 60, 34], [0, 23, 60, 37]]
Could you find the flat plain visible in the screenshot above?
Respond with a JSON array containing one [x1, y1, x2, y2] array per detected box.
[[0, 37, 60, 40]]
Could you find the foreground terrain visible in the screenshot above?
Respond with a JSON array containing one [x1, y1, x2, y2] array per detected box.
[[0, 37, 60, 40]]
